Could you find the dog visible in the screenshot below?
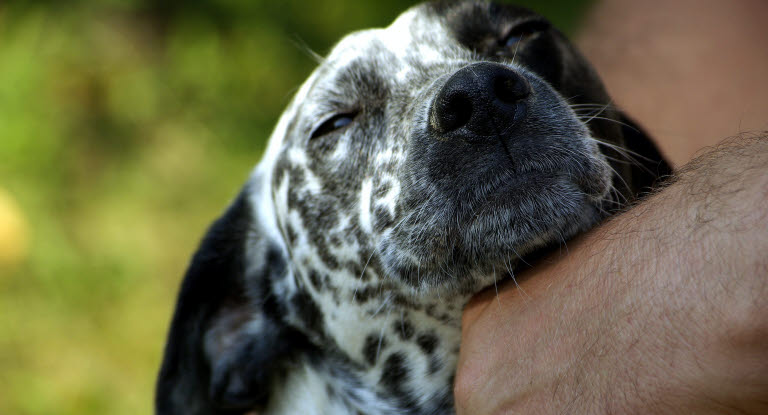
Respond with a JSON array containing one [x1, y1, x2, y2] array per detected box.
[[156, 1, 670, 414]]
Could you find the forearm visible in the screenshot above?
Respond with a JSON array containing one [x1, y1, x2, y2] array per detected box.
[[583, 136, 768, 412], [456, 136, 768, 414]]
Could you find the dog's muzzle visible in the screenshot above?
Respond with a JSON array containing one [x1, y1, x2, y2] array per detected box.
[[430, 62, 530, 142]]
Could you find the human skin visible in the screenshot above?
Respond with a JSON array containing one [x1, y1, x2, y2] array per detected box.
[[454, 136, 768, 414], [454, 1, 768, 412]]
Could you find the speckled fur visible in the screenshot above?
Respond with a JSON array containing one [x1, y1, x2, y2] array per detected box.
[[156, 2, 670, 414]]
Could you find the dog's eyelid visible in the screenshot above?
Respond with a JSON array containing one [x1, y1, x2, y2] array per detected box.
[[500, 19, 550, 46], [310, 111, 359, 139]]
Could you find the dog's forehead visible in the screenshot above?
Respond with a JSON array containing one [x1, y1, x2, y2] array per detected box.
[[341, 8, 447, 60], [324, 7, 457, 77]]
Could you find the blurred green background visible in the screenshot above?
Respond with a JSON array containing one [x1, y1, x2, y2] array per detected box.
[[0, 1, 590, 414]]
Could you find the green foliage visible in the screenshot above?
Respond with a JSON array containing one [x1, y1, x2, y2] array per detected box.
[[0, 1, 590, 414]]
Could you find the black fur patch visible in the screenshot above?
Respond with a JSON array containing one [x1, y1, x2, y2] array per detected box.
[[394, 317, 415, 341], [380, 353, 409, 390], [429, 1, 539, 54], [208, 318, 310, 410], [416, 332, 439, 355], [380, 352, 420, 411], [291, 290, 325, 335], [156, 191, 313, 414], [428, 356, 443, 376], [156, 191, 252, 414], [362, 333, 387, 366], [353, 285, 380, 304], [309, 270, 323, 291]]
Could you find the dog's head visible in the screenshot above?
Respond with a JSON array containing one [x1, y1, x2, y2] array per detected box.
[[157, 2, 670, 414]]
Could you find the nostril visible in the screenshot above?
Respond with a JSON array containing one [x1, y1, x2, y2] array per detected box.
[[434, 92, 473, 134], [431, 63, 531, 139], [494, 74, 530, 105]]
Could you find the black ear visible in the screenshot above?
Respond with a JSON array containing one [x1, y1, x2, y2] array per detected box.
[[155, 186, 305, 414], [618, 114, 673, 193]]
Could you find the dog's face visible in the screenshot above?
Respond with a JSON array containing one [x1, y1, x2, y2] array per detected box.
[[157, 2, 670, 414], [272, 3, 619, 296]]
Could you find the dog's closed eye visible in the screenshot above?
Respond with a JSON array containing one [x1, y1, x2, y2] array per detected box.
[[310, 112, 358, 139], [500, 19, 550, 47]]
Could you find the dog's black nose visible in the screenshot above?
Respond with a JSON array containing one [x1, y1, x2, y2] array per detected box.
[[431, 63, 530, 138]]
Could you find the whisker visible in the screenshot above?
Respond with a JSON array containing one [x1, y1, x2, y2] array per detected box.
[[576, 115, 641, 134], [492, 265, 501, 308], [580, 101, 613, 125], [505, 258, 531, 303], [594, 139, 656, 162], [603, 163, 632, 204], [353, 250, 376, 301], [594, 140, 659, 177], [376, 306, 393, 363], [369, 293, 392, 319], [290, 35, 325, 64], [509, 245, 530, 268], [603, 155, 641, 166], [511, 37, 521, 64]]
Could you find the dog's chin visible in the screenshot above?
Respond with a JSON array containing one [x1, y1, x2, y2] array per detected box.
[[379, 178, 606, 297]]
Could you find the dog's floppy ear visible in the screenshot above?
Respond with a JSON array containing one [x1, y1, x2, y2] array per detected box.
[[618, 114, 673, 193], [155, 182, 306, 414]]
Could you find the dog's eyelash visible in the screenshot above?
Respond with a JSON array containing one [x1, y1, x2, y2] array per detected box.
[[310, 112, 359, 139]]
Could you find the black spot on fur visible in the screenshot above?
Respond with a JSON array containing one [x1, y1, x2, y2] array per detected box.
[[373, 205, 395, 231], [353, 285, 378, 304], [309, 270, 323, 291], [362, 333, 387, 366], [258, 250, 289, 320], [394, 317, 415, 341], [291, 290, 324, 334], [416, 332, 439, 355], [342, 260, 366, 282], [380, 352, 409, 392], [271, 157, 290, 191], [428, 356, 443, 376], [289, 165, 306, 188], [352, 224, 371, 249], [285, 223, 298, 246], [287, 191, 342, 270], [311, 273, 341, 305], [425, 303, 456, 325], [380, 352, 421, 411]]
